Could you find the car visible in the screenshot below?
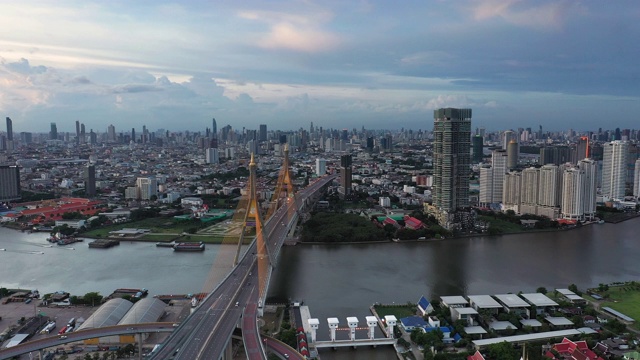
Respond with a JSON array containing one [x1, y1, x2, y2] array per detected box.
[[59, 335, 67, 339], [172, 323, 179, 327], [235, 302, 239, 306], [284, 354, 289, 358]]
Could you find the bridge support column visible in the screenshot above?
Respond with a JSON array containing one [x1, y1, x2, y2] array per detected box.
[[308, 318, 319, 343], [222, 340, 233, 360], [138, 333, 143, 360], [347, 317, 359, 341], [328, 318, 339, 341]]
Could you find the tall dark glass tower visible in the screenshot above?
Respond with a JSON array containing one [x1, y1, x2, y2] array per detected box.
[[6, 117, 13, 141], [432, 108, 471, 228]]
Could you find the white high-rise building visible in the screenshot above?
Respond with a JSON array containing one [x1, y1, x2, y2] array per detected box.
[[633, 159, 640, 198], [205, 148, 219, 164], [579, 158, 598, 219], [479, 165, 493, 206], [502, 171, 521, 212], [601, 141, 628, 200], [491, 149, 508, 203], [136, 176, 158, 200], [561, 168, 586, 221], [520, 167, 540, 215], [538, 164, 562, 219], [315, 158, 326, 176]]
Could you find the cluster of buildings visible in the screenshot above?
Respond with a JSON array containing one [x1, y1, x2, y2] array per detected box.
[[2, 112, 640, 233]]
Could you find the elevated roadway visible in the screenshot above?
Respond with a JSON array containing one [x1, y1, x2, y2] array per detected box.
[[153, 175, 336, 360], [0, 323, 174, 359]]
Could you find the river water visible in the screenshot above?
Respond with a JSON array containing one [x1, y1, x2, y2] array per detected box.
[[1, 218, 639, 359]]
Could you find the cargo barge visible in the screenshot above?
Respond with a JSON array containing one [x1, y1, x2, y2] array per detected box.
[[173, 242, 205, 251]]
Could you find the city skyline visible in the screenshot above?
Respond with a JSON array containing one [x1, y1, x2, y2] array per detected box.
[[1, 1, 639, 131]]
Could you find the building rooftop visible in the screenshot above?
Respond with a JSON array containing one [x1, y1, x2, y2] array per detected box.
[[473, 329, 581, 347], [489, 321, 517, 331], [440, 296, 468, 306], [494, 294, 530, 308], [464, 326, 487, 335], [556, 288, 585, 302], [455, 307, 479, 315], [520, 293, 559, 307], [520, 319, 542, 327], [545, 316, 574, 326], [468, 295, 502, 308]]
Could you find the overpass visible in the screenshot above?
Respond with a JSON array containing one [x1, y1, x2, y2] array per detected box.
[[0, 322, 174, 359]]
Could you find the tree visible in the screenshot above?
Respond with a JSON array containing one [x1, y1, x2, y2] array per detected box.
[[84, 292, 103, 306], [536, 287, 547, 294], [568, 283, 582, 296], [485, 342, 518, 360]]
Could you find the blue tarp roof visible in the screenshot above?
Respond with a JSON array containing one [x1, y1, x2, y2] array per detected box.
[[418, 296, 430, 310]]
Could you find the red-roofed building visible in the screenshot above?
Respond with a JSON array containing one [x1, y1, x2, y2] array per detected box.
[[403, 215, 425, 230], [467, 350, 486, 360], [17, 198, 106, 223], [383, 217, 401, 229], [544, 337, 603, 360]]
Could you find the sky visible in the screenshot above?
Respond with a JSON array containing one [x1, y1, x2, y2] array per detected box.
[[1, 0, 639, 133]]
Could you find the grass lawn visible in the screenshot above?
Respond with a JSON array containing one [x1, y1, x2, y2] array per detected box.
[[83, 217, 205, 238], [478, 215, 524, 233], [601, 285, 640, 330], [374, 305, 417, 320]]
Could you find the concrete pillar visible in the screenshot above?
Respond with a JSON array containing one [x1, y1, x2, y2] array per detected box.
[[308, 318, 319, 343], [222, 340, 233, 360], [346, 317, 359, 341], [327, 317, 339, 342], [384, 315, 397, 338], [365, 316, 377, 340], [138, 333, 143, 360]]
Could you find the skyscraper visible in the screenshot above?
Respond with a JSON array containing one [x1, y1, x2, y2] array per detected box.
[[85, 165, 96, 197], [315, 158, 326, 176], [205, 148, 219, 164], [431, 108, 471, 228], [602, 141, 628, 200], [136, 177, 158, 200], [579, 158, 597, 219], [50, 122, 58, 140], [212, 118, 217, 138], [507, 140, 518, 169], [107, 124, 116, 142], [339, 154, 352, 198], [75, 120, 80, 144], [259, 124, 267, 142], [561, 167, 586, 220], [472, 135, 483, 163], [0, 165, 20, 201], [5, 117, 13, 141]]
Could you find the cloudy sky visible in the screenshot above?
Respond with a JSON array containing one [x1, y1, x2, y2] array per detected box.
[[1, 0, 639, 133]]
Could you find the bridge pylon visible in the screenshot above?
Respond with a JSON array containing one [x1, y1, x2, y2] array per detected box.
[[234, 153, 273, 271], [266, 144, 298, 221]]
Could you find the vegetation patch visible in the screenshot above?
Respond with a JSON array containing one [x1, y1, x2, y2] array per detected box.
[[599, 283, 640, 330], [301, 212, 387, 243], [374, 304, 416, 319]]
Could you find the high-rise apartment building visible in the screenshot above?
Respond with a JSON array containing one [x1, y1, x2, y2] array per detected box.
[[315, 158, 326, 176], [579, 158, 597, 219], [507, 140, 518, 169], [0, 165, 20, 201], [561, 167, 586, 221], [502, 171, 521, 212], [537, 164, 562, 219], [136, 177, 158, 200], [431, 108, 472, 229], [206, 148, 219, 164], [339, 154, 352, 197], [601, 141, 628, 200], [107, 124, 116, 142], [519, 167, 540, 215]]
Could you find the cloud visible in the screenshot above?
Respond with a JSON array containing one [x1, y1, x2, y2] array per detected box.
[[238, 8, 341, 53], [470, 0, 578, 30], [111, 84, 162, 94]]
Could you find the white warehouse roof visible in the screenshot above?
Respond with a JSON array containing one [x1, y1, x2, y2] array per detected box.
[[494, 294, 530, 308], [520, 293, 559, 307], [468, 295, 502, 308], [77, 298, 133, 330]]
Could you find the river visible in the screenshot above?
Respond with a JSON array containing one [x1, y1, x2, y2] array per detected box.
[[1, 218, 639, 359]]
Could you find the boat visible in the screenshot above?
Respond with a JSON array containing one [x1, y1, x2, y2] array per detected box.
[[156, 241, 176, 248], [173, 242, 205, 252]]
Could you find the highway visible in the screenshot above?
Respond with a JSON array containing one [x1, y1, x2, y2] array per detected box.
[[152, 175, 336, 360], [0, 323, 174, 359]]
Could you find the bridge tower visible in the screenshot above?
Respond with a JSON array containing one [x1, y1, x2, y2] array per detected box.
[[234, 153, 272, 270], [308, 318, 319, 343], [267, 144, 297, 220], [328, 318, 339, 342], [384, 315, 397, 338], [366, 316, 377, 340], [347, 317, 359, 341]]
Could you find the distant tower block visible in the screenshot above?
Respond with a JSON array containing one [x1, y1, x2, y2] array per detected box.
[[346, 317, 359, 341], [365, 316, 377, 340], [384, 315, 397, 338], [308, 318, 319, 343], [327, 317, 339, 342]]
